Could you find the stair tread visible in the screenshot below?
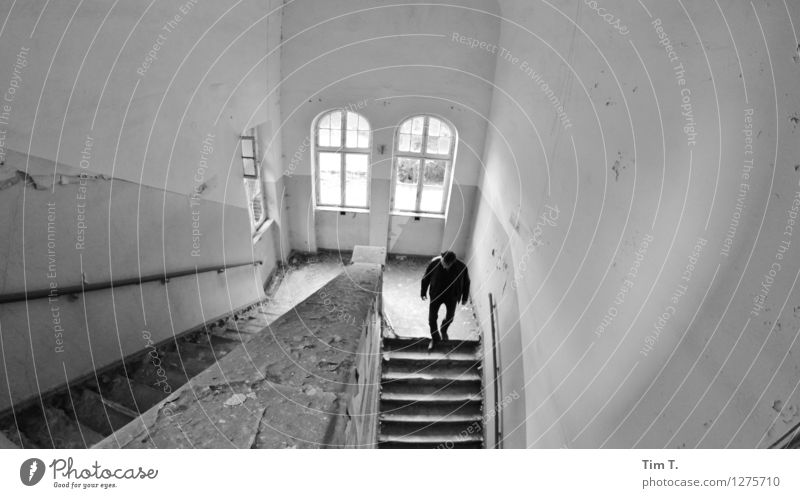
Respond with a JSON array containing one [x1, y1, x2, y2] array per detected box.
[[383, 351, 479, 362], [382, 338, 479, 353], [379, 412, 482, 423], [381, 392, 482, 402], [378, 433, 483, 444], [383, 337, 480, 346], [382, 370, 481, 381], [379, 441, 483, 449]]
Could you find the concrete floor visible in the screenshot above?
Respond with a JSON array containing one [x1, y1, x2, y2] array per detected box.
[[269, 252, 348, 313], [276, 252, 481, 341]]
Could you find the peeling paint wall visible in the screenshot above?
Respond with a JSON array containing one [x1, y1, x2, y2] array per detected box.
[[0, 0, 283, 412], [469, 0, 800, 448]]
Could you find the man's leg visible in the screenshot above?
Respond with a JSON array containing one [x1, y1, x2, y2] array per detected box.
[[440, 299, 457, 341], [428, 299, 443, 339]]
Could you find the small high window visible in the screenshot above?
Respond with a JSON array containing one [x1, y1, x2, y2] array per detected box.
[[241, 130, 266, 230], [392, 115, 455, 214], [314, 110, 371, 209]]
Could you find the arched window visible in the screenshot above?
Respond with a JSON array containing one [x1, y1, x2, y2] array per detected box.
[[314, 110, 371, 209], [392, 115, 455, 214]]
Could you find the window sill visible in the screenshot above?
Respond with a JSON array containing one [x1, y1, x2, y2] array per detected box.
[[390, 211, 446, 220], [252, 218, 274, 243], [315, 205, 370, 214]]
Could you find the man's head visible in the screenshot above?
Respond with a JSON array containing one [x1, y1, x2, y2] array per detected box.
[[441, 251, 457, 269]]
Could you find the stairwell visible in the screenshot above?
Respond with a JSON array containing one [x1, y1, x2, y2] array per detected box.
[[378, 337, 484, 449]]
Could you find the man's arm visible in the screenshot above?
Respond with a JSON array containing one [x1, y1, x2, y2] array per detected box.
[[421, 259, 437, 299], [460, 264, 470, 304]]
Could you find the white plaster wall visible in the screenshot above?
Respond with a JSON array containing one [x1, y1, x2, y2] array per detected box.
[[0, 178, 272, 413], [0, 0, 272, 205], [277, 0, 500, 257], [469, 0, 800, 448], [0, 0, 283, 412]]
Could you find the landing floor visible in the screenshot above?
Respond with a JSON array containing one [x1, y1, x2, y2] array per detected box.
[[281, 252, 481, 341]]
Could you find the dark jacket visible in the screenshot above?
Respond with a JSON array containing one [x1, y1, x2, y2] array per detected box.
[[421, 256, 470, 304]]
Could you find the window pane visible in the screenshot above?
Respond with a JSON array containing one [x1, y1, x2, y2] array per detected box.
[[318, 152, 341, 205], [330, 129, 341, 147], [394, 157, 419, 211], [252, 196, 264, 224], [346, 130, 357, 148], [328, 111, 342, 130], [424, 159, 446, 185], [242, 137, 254, 158], [245, 178, 265, 226], [242, 157, 257, 177], [400, 119, 412, 133], [397, 157, 420, 184], [421, 159, 446, 212], [357, 130, 369, 148], [318, 111, 342, 147], [428, 118, 440, 137], [410, 133, 423, 153], [345, 154, 368, 208], [399, 133, 410, 152], [426, 136, 439, 154], [438, 137, 452, 155], [358, 117, 369, 132], [319, 113, 331, 129], [440, 122, 452, 138], [420, 185, 444, 212], [318, 129, 329, 147], [346, 112, 358, 130], [412, 116, 424, 134]]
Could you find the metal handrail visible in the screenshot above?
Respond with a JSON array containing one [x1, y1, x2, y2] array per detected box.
[[489, 292, 503, 449], [0, 260, 263, 304], [769, 420, 800, 449]]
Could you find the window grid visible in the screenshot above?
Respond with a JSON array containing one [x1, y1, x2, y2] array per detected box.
[[315, 110, 371, 209], [393, 116, 454, 214], [241, 131, 266, 231], [241, 135, 257, 178]]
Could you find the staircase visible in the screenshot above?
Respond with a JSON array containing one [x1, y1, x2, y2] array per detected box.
[[378, 337, 484, 449], [0, 300, 285, 449]]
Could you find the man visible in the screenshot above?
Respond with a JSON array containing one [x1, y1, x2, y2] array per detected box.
[[420, 250, 470, 347]]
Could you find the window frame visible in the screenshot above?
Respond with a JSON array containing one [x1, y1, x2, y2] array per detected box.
[[313, 109, 372, 210], [241, 130, 267, 232], [391, 115, 456, 216], [241, 134, 258, 178]]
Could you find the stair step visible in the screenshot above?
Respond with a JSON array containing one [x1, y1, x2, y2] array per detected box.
[[102, 375, 167, 413], [378, 425, 483, 444], [378, 440, 483, 449], [381, 391, 482, 403], [162, 351, 215, 378], [382, 338, 480, 355], [380, 398, 482, 418], [21, 406, 105, 449], [379, 412, 482, 423], [174, 341, 226, 362], [380, 376, 481, 395], [383, 350, 479, 362], [72, 389, 135, 435], [382, 359, 480, 377], [382, 370, 481, 382], [196, 333, 242, 355], [0, 430, 20, 449], [131, 356, 192, 391]]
